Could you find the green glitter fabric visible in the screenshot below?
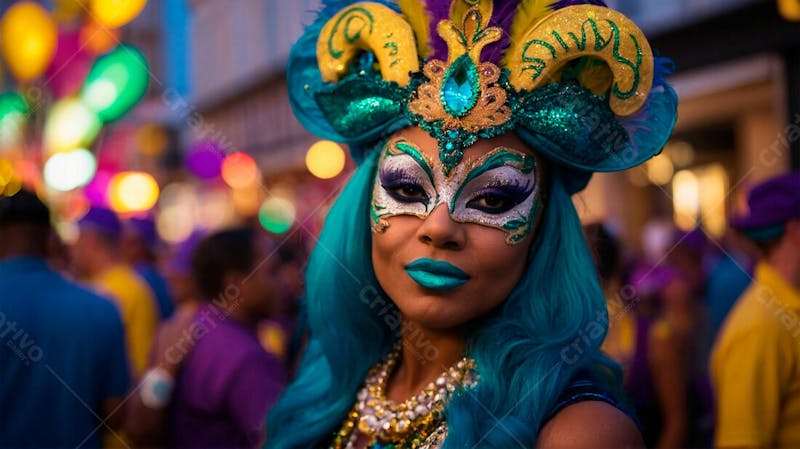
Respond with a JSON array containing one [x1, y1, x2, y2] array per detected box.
[[306, 56, 654, 177]]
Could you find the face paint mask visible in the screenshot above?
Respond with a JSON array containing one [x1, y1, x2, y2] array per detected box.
[[371, 137, 544, 244]]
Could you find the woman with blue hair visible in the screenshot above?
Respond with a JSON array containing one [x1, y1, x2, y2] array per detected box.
[[267, 1, 677, 448]]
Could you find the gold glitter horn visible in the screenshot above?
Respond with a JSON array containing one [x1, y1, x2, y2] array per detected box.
[[505, 5, 654, 117], [317, 2, 420, 87]]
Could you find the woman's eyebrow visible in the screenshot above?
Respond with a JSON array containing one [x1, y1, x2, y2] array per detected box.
[[387, 139, 435, 184]]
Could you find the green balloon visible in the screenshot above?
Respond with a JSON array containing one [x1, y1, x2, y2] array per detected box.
[[258, 198, 296, 234], [81, 44, 149, 123], [0, 92, 28, 148], [0, 92, 28, 117]]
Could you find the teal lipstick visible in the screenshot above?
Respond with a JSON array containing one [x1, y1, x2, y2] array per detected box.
[[405, 258, 470, 291]]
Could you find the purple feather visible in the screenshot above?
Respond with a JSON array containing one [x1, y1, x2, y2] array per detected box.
[[426, 0, 608, 63], [552, 0, 607, 9], [481, 0, 520, 64], [426, 1, 453, 61], [427, 0, 534, 64]]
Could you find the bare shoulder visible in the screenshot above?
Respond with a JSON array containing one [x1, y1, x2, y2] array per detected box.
[[536, 401, 644, 449]]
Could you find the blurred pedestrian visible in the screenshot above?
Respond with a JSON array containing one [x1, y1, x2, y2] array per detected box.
[[586, 223, 688, 448], [711, 173, 800, 448], [258, 236, 308, 365], [72, 207, 160, 378], [0, 191, 130, 448], [162, 230, 204, 314], [126, 227, 286, 449], [122, 216, 176, 320], [665, 229, 715, 447]]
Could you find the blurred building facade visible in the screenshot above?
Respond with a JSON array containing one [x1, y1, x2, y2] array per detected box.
[[187, 0, 320, 176]]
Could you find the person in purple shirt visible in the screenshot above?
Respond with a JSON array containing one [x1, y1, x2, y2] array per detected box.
[[126, 227, 286, 448]]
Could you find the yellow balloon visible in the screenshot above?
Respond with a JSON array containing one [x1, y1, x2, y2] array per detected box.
[[306, 140, 346, 179], [90, 0, 147, 28], [109, 171, 159, 213], [0, 2, 57, 82], [779, 0, 800, 21]]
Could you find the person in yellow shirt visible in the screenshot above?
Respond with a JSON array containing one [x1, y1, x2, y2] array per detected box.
[[711, 173, 800, 448], [72, 207, 160, 378]]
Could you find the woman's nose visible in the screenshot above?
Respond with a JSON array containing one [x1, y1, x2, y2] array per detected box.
[[416, 204, 465, 250]]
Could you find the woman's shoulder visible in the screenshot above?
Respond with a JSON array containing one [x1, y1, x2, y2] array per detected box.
[[537, 401, 643, 448], [536, 369, 643, 448]]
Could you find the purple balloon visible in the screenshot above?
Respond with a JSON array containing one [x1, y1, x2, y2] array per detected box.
[[84, 170, 113, 206], [186, 140, 226, 180]]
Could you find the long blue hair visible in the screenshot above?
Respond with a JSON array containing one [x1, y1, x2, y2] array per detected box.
[[265, 142, 621, 448]]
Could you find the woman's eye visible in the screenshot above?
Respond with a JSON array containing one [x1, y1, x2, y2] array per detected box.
[[467, 193, 518, 214], [385, 183, 429, 203]]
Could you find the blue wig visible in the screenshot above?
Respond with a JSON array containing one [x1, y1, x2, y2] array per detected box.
[[266, 144, 621, 448]]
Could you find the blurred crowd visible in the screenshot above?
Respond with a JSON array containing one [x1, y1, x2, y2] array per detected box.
[[0, 190, 307, 448], [1, 171, 799, 449], [584, 172, 800, 449]]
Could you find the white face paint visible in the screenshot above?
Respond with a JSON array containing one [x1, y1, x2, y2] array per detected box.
[[371, 138, 543, 244]]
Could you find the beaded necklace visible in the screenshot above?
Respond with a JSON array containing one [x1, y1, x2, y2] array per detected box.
[[330, 343, 478, 449]]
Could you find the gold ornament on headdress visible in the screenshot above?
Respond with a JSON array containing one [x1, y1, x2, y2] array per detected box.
[[317, 2, 420, 87], [407, 1, 512, 133], [504, 4, 654, 116]]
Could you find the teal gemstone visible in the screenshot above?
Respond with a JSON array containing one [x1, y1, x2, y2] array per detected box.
[[441, 54, 479, 118]]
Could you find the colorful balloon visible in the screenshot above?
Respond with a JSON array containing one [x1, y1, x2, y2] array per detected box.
[[0, 92, 28, 150], [81, 44, 149, 122], [90, 0, 147, 28], [0, 159, 13, 185], [0, 159, 23, 197], [0, 2, 58, 82], [186, 140, 226, 180], [258, 197, 296, 234], [84, 169, 113, 206], [306, 140, 346, 179], [108, 171, 159, 213], [43, 148, 97, 191], [780, 0, 800, 21], [44, 98, 102, 154], [221, 152, 259, 189]]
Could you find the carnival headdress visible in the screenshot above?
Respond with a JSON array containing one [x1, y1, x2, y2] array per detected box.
[[288, 0, 677, 192]]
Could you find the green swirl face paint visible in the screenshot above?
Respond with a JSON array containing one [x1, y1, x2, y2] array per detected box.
[[371, 137, 543, 244]]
